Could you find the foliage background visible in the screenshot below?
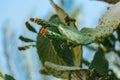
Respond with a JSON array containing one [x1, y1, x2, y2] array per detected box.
[[0, 0, 120, 80]]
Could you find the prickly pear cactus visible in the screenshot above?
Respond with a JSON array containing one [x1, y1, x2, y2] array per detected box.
[[18, 0, 120, 80], [36, 15, 75, 78], [57, 1, 120, 45]]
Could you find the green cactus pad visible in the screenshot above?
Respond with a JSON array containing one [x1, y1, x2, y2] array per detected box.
[[57, 1, 120, 45]]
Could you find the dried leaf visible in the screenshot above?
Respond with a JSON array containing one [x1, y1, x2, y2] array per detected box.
[[50, 0, 76, 28], [44, 61, 93, 80], [72, 45, 82, 67], [50, 0, 68, 25]]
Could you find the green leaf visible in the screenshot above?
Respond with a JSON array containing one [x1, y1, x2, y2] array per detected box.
[[18, 44, 35, 51], [25, 22, 37, 33], [89, 47, 109, 75], [37, 33, 63, 65], [19, 36, 35, 42], [4, 74, 15, 80], [97, 0, 119, 4]]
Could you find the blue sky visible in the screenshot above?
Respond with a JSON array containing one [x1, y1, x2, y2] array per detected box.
[[0, 0, 109, 29]]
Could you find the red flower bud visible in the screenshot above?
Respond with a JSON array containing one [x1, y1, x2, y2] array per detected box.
[[40, 28, 47, 35], [34, 18, 39, 23]]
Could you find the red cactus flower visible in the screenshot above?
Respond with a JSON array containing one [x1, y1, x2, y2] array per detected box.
[[34, 18, 39, 23], [40, 28, 47, 35]]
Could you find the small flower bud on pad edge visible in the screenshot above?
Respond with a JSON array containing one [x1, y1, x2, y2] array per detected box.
[[30, 18, 39, 23], [40, 28, 47, 35], [34, 18, 39, 23]]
